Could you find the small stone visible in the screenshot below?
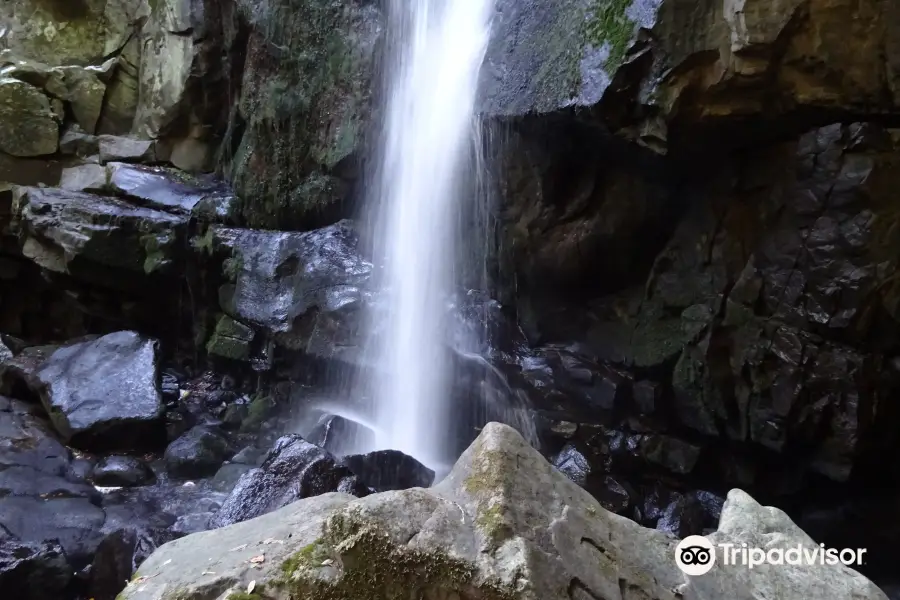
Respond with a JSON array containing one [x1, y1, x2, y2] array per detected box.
[[164, 426, 233, 479], [92, 455, 154, 487]]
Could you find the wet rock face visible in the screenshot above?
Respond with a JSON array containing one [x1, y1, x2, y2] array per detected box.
[[206, 220, 373, 367], [221, 0, 382, 230], [23, 332, 165, 451], [211, 434, 368, 528], [510, 122, 900, 494]]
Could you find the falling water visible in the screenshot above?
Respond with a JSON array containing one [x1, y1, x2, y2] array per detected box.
[[360, 0, 496, 471]]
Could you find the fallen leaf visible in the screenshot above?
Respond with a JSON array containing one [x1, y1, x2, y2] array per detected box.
[[248, 581, 257, 593], [162, 559, 172, 566], [230, 544, 248, 552], [201, 570, 216, 576], [250, 554, 265, 564], [320, 559, 333, 566]]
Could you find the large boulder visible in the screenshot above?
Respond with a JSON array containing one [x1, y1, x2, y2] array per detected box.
[[0, 78, 59, 157], [118, 423, 886, 600], [0, 0, 147, 67], [16, 331, 165, 451], [210, 434, 368, 528], [11, 185, 188, 277]]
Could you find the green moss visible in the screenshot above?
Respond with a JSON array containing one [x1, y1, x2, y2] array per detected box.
[[191, 227, 216, 257], [222, 253, 244, 282], [475, 503, 514, 548], [242, 393, 274, 432], [226, 592, 264, 600], [206, 314, 255, 361], [584, 0, 635, 70], [140, 233, 169, 274], [273, 509, 518, 600], [463, 447, 513, 497], [281, 541, 331, 576]]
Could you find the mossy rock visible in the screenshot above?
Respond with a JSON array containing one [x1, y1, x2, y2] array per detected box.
[[0, 77, 59, 157], [206, 315, 255, 362]]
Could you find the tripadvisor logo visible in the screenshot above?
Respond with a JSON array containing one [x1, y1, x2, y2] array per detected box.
[[674, 535, 867, 576], [675, 536, 716, 576]]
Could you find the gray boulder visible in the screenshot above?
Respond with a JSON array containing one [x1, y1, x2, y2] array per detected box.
[[0, 78, 59, 157], [0, 0, 147, 66], [118, 423, 887, 600], [99, 136, 157, 164], [28, 331, 165, 450]]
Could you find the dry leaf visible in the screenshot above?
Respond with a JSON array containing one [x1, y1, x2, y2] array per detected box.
[[201, 570, 216, 576], [250, 554, 265, 564], [321, 559, 333, 566], [248, 581, 257, 593]]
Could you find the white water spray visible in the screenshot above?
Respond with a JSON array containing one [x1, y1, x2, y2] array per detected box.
[[364, 0, 495, 470]]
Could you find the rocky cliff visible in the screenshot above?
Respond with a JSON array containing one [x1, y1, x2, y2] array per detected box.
[[2, 0, 900, 599]]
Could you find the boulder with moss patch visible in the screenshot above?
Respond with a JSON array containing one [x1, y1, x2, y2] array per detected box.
[[117, 423, 886, 600], [10, 185, 188, 280], [0, 77, 59, 157]]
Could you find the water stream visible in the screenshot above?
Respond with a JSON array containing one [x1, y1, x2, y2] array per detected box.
[[359, 0, 496, 472]]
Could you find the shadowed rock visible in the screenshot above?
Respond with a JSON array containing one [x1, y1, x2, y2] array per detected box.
[[340, 450, 435, 492]]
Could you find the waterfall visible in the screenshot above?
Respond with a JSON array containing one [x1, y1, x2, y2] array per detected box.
[[357, 0, 496, 473]]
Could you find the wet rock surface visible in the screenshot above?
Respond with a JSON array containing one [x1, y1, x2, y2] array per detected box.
[[92, 456, 155, 487], [16, 332, 165, 451], [0, 535, 71, 600], [164, 426, 234, 479], [340, 450, 436, 492], [211, 434, 369, 528]]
